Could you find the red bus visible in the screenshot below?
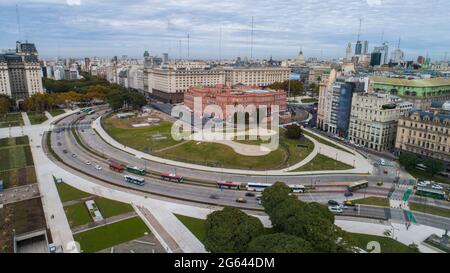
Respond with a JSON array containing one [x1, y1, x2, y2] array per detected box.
[[109, 161, 125, 172], [161, 173, 183, 183], [217, 180, 241, 190]]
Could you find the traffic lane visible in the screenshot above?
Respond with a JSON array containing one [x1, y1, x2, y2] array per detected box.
[[78, 121, 398, 185], [413, 212, 450, 230], [53, 130, 263, 209]]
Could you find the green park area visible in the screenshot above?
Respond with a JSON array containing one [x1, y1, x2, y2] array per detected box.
[[54, 179, 134, 229], [48, 109, 66, 117], [0, 113, 24, 128], [103, 115, 315, 170], [74, 216, 150, 253], [175, 214, 207, 242], [353, 197, 390, 207], [292, 153, 353, 172], [348, 232, 418, 253], [27, 112, 48, 125], [0, 136, 36, 189], [409, 202, 450, 218]]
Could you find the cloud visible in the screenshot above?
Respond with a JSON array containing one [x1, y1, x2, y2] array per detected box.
[[0, 0, 448, 59]]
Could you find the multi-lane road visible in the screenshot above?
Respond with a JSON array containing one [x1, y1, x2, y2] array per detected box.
[[45, 106, 450, 230]]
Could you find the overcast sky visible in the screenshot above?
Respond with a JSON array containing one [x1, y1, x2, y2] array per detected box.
[[1, 0, 449, 60]]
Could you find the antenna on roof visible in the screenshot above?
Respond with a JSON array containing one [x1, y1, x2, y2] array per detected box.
[[397, 37, 401, 49], [219, 26, 222, 62], [187, 33, 190, 60], [250, 16, 254, 60], [16, 4, 22, 41], [357, 17, 362, 41]]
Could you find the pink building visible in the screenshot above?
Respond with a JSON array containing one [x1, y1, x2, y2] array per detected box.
[[184, 84, 290, 122]]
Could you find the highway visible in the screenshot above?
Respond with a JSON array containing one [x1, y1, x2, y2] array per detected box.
[[45, 107, 450, 230]]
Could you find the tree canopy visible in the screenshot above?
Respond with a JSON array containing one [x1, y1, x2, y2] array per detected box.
[[247, 233, 313, 253], [204, 207, 264, 253], [285, 124, 303, 139]]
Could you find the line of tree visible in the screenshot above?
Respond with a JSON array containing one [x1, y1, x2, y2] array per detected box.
[[267, 80, 304, 97], [399, 151, 444, 177], [203, 182, 357, 253], [0, 94, 14, 117]]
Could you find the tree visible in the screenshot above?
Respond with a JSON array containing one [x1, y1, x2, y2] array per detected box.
[[399, 151, 418, 170], [0, 95, 13, 117], [408, 243, 420, 253], [425, 158, 444, 177], [204, 207, 264, 253], [247, 233, 313, 253], [261, 181, 292, 216], [285, 124, 302, 139]]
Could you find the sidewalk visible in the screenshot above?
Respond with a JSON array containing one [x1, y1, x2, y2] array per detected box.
[[92, 116, 372, 175], [21, 112, 31, 126], [335, 219, 445, 253]]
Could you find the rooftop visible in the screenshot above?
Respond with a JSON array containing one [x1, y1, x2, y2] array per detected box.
[[371, 76, 450, 87]]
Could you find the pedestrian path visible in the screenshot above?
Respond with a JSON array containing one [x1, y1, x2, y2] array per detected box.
[[21, 112, 31, 126], [44, 111, 53, 120]]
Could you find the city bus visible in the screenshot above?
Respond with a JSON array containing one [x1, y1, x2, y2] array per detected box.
[[124, 175, 145, 186], [109, 161, 125, 172], [216, 181, 241, 190], [347, 180, 369, 192], [160, 173, 183, 183], [126, 166, 146, 175], [246, 183, 305, 193], [416, 163, 427, 171], [415, 186, 447, 200]]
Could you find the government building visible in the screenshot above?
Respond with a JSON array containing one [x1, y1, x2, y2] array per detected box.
[[184, 84, 290, 122], [0, 41, 43, 103], [371, 77, 450, 110], [395, 110, 450, 162]]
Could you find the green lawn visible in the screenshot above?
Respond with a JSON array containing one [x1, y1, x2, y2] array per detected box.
[[54, 180, 92, 203], [27, 112, 48, 125], [409, 202, 450, 218], [0, 166, 37, 189], [74, 216, 150, 253], [104, 115, 315, 170], [303, 131, 354, 154], [175, 214, 207, 242], [0, 145, 34, 171], [292, 153, 353, 172], [301, 98, 318, 103], [48, 109, 66, 117], [95, 197, 134, 218], [407, 168, 450, 185], [0, 113, 24, 128], [348, 232, 418, 253], [0, 136, 29, 147], [64, 203, 93, 228], [353, 197, 390, 207]]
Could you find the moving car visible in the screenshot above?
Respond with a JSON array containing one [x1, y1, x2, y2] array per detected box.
[[328, 206, 343, 213], [95, 165, 102, 171], [343, 200, 355, 207], [236, 197, 247, 203], [209, 194, 220, 200], [72, 153, 77, 158], [377, 181, 384, 186], [344, 191, 353, 197], [328, 200, 340, 206], [245, 192, 256, 197], [85, 161, 91, 165]]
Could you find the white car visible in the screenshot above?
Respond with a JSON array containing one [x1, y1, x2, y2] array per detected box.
[[432, 184, 444, 190], [328, 206, 343, 213], [95, 165, 102, 171], [85, 160, 91, 165]]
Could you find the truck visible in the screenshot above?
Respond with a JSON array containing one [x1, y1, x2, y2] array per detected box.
[[109, 161, 125, 172]]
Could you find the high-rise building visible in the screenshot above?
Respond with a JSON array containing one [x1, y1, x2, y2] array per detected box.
[[370, 52, 382, 66], [373, 42, 389, 65], [345, 43, 352, 62], [355, 41, 362, 55], [362, 41, 369, 54], [0, 41, 44, 102]]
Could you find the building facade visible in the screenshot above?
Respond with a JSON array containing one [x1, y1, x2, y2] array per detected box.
[[0, 42, 43, 102], [222, 67, 290, 87], [371, 77, 450, 110], [395, 110, 450, 162], [184, 84, 289, 122], [348, 93, 413, 151]]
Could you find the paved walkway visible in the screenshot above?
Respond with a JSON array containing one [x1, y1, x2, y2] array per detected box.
[[93, 116, 372, 175], [21, 112, 31, 126], [44, 111, 53, 120], [72, 211, 137, 234], [335, 219, 445, 253]]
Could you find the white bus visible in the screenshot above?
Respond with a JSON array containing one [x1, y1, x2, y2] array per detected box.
[[246, 183, 305, 193], [124, 175, 145, 186]]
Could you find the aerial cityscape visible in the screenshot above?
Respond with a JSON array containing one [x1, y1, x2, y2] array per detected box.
[[1, 0, 450, 263]]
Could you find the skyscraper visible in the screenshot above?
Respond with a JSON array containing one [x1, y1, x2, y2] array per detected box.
[[355, 41, 362, 55], [345, 43, 352, 62], [373, 42, 389, 65]]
